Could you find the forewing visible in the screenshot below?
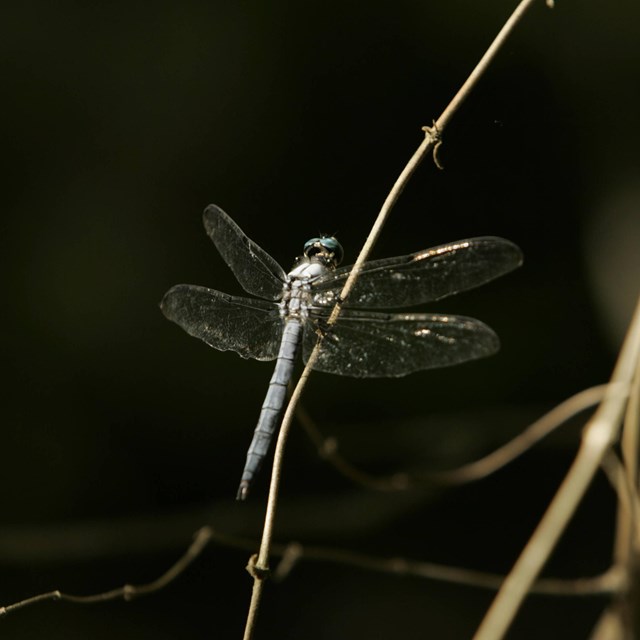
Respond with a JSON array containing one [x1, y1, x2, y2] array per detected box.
[[161, 284, 283, 360], [311, 237, 522, 309], [302, 309, 499, 377], [203, 204, 287, 301]]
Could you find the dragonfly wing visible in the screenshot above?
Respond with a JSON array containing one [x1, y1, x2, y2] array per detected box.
[[203, 205, 287, 301], [161, 284, 283, 360], [302, 309, 499, 377], [311, 237, 522, 309]]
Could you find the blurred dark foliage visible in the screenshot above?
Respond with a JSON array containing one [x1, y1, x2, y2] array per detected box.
[[1, 1, 639, 638]]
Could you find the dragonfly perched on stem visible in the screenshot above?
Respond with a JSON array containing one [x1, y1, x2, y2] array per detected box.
[[161, 205, 522, 500]]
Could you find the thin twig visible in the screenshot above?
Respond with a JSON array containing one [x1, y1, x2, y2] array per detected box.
[[295, 401, 411, 491], [473, 295, 640, 640], [270, 542, 623, 597], [2, 520, 623, 620], [431, 385, 606, 485], [243, 1, 551, 637], [434, 0, 546, 134], [0, 527, 213, 617], [298, 385, 606, 491]]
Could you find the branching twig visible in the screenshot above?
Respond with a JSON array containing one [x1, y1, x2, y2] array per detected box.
[[596, 338, 640, 635], [473, 296, 640, 640], [243, 1, 553, 638], [0, 527, 213, 618], [3, 520, 625, 620], [298, 385, 606, 491]]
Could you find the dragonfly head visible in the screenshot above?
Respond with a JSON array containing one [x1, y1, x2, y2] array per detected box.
[[303, 236, 344, 268]]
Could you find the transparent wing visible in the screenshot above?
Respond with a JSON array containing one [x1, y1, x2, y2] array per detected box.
[[161, 284, 283, 360], [302, 309, 499, 377], [310, 237, 522, 309], [203, 204, 287, 301]]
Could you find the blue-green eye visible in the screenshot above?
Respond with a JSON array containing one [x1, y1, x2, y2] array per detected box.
[[303, 237, 321, 253], [304, 236, 343, 265]]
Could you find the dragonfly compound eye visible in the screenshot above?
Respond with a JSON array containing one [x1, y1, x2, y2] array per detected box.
[[303, 236, 343, 266]]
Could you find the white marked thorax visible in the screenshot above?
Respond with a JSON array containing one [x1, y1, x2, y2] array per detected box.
[[279, 258, 330, 320]]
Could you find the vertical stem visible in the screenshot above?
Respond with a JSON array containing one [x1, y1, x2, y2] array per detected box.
[[473, 297, 640, 640], [242, 1, 551, 637]]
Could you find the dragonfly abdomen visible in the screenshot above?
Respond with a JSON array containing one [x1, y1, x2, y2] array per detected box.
[[236, 319, 303, 500]]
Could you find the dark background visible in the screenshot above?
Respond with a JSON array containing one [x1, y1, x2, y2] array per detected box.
[[1, 1, 639, 638]]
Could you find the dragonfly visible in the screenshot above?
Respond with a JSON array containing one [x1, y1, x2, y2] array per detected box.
[[161, 205, 523, 500]]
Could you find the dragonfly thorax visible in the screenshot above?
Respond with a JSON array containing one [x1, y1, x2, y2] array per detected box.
[[281, 258, 329, 320], [287, 259, 329, 281]]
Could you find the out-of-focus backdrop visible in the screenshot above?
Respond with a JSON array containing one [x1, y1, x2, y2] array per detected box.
[[1, 2, 639, 638]]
